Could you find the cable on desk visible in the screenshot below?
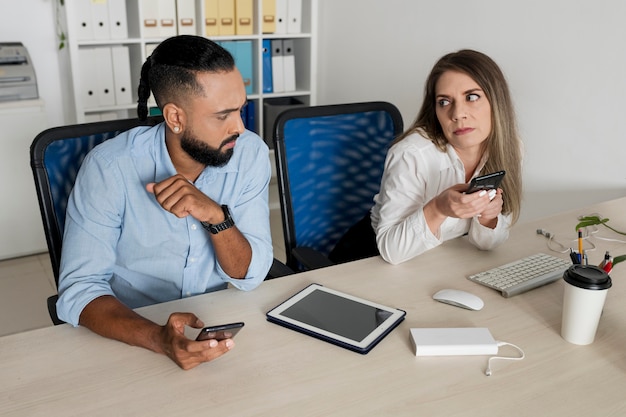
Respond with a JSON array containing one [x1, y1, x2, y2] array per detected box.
[[485, 341, 525, 377]]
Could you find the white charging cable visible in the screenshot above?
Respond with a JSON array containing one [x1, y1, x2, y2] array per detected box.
[[485, 341, 525, 376]]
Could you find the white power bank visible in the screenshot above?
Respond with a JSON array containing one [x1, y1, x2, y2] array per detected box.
[[410, 327, 498, 356]]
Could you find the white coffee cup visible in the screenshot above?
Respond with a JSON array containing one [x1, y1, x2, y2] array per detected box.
[[561, 265, 612, 345]]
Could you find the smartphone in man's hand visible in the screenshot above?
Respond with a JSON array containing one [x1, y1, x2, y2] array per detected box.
[[195, 322, 245, 341]]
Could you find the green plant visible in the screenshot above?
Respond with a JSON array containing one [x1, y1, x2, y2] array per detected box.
[[56, 0, 66, 50], [575, 215, 626, 268]]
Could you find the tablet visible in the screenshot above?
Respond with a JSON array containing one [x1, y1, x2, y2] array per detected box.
[[266, 284, 406, 354]]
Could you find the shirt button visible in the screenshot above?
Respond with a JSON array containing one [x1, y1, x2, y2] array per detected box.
[[189, 257, 196, 263], [191, 224, 197, 230], [186, 292, 191, 297]]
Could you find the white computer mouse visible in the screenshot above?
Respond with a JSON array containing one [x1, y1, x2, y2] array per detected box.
[[432, 289, 484, 311]]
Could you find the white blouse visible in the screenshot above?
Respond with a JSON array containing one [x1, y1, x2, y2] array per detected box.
[[371, 131, 510, 265]]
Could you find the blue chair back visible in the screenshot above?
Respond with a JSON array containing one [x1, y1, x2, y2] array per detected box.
[[273, 102, 403, 270], [30, 117, 163, 287]]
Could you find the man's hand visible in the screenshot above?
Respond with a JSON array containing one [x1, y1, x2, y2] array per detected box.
[[146, 174, 223, 224], [80, 296, 235, 371], [158, 312, 235, 370]]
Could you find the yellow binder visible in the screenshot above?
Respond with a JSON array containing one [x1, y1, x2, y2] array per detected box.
[[235, 0, 253, 35], [204, 0, 219, 36], [218, 0, 236, 36], [262, 0, 276, 34]]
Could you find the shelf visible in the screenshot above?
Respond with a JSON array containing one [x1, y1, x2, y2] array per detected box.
[[64, 0, 318, 132]]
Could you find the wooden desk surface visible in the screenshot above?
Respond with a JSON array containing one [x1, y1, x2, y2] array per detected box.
[[2, 198, 626, 416]]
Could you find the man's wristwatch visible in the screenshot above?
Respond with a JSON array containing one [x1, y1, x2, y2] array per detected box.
[[201, 205, 235, 234]]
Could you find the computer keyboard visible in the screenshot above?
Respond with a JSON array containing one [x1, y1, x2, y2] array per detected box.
[[467, 253, 572, 297]]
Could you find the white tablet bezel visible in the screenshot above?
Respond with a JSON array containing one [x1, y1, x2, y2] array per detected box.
[[266, 284, 406, 352]]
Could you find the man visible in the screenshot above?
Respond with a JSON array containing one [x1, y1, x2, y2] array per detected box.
[[57, 35, 273, 370]]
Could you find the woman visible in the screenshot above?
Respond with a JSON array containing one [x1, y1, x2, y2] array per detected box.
[[371, 49, 522, 265]]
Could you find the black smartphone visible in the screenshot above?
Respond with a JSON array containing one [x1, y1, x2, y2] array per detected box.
[[195, 322, 245, 341], [466, 170, 505, 194]]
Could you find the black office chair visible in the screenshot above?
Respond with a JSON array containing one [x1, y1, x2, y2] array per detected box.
[[31, 116, 291, 325], [272, 101, 404, 272]]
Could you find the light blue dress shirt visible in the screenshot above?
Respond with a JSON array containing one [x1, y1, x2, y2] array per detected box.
[[57, 123, 273, 326]]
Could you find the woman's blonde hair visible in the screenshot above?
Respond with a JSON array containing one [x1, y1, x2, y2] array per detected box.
[[396, 49, 522, 224]]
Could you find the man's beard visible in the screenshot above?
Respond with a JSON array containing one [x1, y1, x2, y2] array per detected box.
[[180, 132, 238, 167]]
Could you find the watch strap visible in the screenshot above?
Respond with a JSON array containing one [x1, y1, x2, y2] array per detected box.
[[201, 205, 235, 234]]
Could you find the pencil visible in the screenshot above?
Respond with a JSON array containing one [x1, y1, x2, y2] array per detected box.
[[577, 229, 583, 263]]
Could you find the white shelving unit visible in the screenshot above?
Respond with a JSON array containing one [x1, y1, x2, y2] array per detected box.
[[63, 0, 318, 145]]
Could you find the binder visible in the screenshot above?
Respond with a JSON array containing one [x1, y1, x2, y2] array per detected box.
[[218, 0, 236, 36], [235, 0, 253, 35], [220, 41, 254, 95], [236, 41, 254, 95], [286, 0, 302, 34], [262, 0, 276, 33], [108, 0, 129, 39], [274, 0, 288, 34], [90, 0, 111, 40], [176, 0, 197, 35], [80, 47, 116, 108], [75, 0, 94, 40], [94, 47, 116, 107], [282, 39, 296, 91], [270, 40, 285, 93], [157, 0, 177, 38], [110, 46, 133, 105], [140, 0, 176, 38], [140, 0, 160, 38], [78, 48, 99, 108], [204, 0, 219, 36], [262, 39, 273, 93]]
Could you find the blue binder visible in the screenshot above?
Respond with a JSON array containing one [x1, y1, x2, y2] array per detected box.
[[262, 39, 273, 93], [220, 41, 255, 95]]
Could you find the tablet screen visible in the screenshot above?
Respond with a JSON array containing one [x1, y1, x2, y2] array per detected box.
[[267, 284, 406, 354], [280, 288, 393, 342]]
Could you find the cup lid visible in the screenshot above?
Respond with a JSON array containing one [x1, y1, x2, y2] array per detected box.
[[563, 265, 612, 290]]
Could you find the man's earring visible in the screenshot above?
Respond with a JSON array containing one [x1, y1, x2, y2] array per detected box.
[[173, 126, 180, 133]]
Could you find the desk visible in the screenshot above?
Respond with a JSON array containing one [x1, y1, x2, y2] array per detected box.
[[2, 198, 626, 416]]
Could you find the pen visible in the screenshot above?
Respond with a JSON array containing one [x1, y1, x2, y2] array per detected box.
[[603, 257, 613, 274], [569, 248, 580, 265], [577, 230, 583, 263], [599, 251, 610, 269]]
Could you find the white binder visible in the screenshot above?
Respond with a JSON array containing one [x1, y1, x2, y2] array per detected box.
[[108, 0, 129, 39], [139, 0, 160, 38], [90, 0, 111, 40], [274, 0, 287, 34], [111, 46, 133, 105], [282, 40, 296, 91], [286, 0, 302, 34], [270, 40, 285, 93], [94, 47, 116, 107], [158, 0, 177, 37], [176, 0, 197, 35], [74, 0, 94, 40], [78, 48, 99, 108]]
